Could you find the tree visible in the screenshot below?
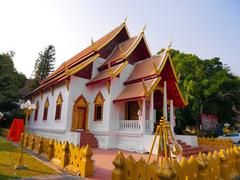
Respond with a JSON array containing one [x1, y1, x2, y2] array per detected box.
[[158, 49, 240, 130], [33, 45, 56, 83], [0, 52, 26, 111]]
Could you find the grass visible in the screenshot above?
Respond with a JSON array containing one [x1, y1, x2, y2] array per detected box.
[[0, 136, 58, 179]]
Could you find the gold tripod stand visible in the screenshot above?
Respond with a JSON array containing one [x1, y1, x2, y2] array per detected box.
[[148, 116, 182, 164]]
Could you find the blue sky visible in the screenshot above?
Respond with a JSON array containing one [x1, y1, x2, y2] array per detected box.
[[0, 0, 239, 77]]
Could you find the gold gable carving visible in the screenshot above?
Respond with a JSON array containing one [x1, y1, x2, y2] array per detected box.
[[94, 91, 105, 105], [56, 93, 63, 105], [44, 98, 49, 108]]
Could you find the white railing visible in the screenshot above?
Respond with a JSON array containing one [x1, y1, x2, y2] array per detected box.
[[145, 120, 151, 134], [119, 120, 152, 134]]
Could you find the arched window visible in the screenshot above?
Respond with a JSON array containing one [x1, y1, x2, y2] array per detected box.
[[94, 91, 104, 121], [34, 102, 39, 121], [43, 98, 49, 120], [55, 93, 63, 120]]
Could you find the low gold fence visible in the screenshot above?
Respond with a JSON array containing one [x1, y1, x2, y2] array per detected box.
[[112, 146, 240, 180], [0, 128, 93, 178], [198, 137, 233, 149]]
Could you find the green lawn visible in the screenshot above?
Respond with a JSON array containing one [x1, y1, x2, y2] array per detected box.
[[0, 136, 58, 179]]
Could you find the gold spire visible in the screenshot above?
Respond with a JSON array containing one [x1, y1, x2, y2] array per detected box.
[[63, 62, 70, 77], [167, 37, 173, 51], [91, 37, 96, 51], [123, 16, 128, 24], [108, 61, 114, 78], [141, 23, 147, 34]]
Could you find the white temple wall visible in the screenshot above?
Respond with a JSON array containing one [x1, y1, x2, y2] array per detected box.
[[67, 75, 111, 133], [92, 57, 106, 78], [27, 83, 76, 142], [108, 64, 134, 131]]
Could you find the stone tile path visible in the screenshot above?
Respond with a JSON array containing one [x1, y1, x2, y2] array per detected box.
[[88, 148, 156, 180]]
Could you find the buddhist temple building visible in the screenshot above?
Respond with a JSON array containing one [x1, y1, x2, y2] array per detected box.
[[26, 20, 190, 152]]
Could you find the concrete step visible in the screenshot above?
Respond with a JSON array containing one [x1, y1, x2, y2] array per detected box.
[[80, 131, 98, 148]]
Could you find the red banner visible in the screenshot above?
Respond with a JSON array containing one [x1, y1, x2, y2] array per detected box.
[[7, 118, 24, 142]]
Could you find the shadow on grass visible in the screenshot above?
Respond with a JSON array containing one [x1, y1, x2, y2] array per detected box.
[[0, 174, 19, 180], [0, 137, 19, 152]]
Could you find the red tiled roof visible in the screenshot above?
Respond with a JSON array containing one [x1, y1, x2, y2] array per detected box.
[[100, 36, 138, 68], [41, 23, 128, 85], [125, 51, 167, 84], [86, 63, 124, 86], [113, 78, 159, 103]]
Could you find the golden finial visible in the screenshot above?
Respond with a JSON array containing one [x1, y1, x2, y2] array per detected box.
[[141, 23, 147, 34], [167, 37, 173, 50], [123, 16, 128, 24], [108, 61, 114, 78], [63, 62, 70, 77], [91, 37, 96, 51]]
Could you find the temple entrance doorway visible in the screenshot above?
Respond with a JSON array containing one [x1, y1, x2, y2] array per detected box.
[[71, 95, 88, 131]]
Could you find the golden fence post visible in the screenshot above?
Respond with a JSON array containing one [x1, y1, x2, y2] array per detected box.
[[173, 159, 184, 180], [36, 136, 43, 154], [207, 152, 216, 180], [180, 157, 190, 179], [60, 141, 69, 168], [213, 151, 221, 179], [112, 151, 124, 180], [229, 148, 238, 178], [157, 157, 177, 180], [29, 135, 35, 151], [233, 146, 240, 175], [80, 145, 94, 177], [135, 158, 148, 180], [196, 153, 209, 179], [146, 160, 159, 180], [24, 134, 29, 148], [123, 155, 136, 180], [219, 149, 230, 180], [188, 156, 199, 180], [47, 139, 54, 160]]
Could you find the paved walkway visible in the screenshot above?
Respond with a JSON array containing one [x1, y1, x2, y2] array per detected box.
[[88, 148, 156, 180]]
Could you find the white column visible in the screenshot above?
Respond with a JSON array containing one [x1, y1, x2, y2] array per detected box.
[[170, 99, 174, 134], [149, 93, 154, 134], [142, 99, 146, 134], [163, 81, 168, 120]]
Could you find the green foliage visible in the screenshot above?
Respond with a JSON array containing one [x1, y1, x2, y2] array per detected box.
[[0, 52, 26, 112], [33, 45, 56, 83], [158, 49, 240, 130]]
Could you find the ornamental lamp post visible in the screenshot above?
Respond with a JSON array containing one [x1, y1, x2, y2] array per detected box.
[[15, 100, 36, 170]]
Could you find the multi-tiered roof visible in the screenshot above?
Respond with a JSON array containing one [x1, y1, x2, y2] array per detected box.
[[29, 21, 186, 107]]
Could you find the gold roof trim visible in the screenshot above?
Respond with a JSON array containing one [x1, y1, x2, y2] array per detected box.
[[96, 23, 130, 51], [112, 61, 128, 77], [175, 82, 188, 106], [124, 32, 152, 58], [145, 76, 162, 97], [68, 54, 100, 75]]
